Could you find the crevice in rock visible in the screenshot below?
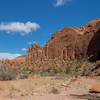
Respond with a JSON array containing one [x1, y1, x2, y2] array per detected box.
[[87, 29, 100, 62]]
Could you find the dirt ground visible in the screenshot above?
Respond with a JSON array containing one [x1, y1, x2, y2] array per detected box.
[[0, 76, 100, 100]]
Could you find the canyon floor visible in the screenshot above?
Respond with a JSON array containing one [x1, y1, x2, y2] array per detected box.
[[0, 76, 100, 100]]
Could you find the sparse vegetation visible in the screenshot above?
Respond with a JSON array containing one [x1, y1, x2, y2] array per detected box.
[[0, 64, 20, 80], [18, 56, 99, 77], [0, 56, 99, 81], [50, 87, 59, 94], [0, 64, 31, 81]]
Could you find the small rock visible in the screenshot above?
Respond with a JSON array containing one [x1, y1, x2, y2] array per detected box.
[[33, 74, 38, 78], [61, 83, 71, 88], [90, 84, 100, 93]]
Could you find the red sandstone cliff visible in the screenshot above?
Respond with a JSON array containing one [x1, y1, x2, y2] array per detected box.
[[26, 18, 100, 67]]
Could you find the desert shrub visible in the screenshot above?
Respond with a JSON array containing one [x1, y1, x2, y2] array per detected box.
[[29, 57, 93, 77], [60, 57, 93, 76], [0, 64, 32, 80], [40, 71, 50, 76], [29, 57, 97, 77], [18, 70, 30, 79], [50, 87, 59, 94], [0, 64, 20, 81]]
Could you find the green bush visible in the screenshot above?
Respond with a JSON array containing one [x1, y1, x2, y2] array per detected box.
[[18, 70, 30, 79]]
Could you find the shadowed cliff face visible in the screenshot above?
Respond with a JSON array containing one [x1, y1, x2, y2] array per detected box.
[[87, 28, 100, 61], [86, 20, 100, 61]]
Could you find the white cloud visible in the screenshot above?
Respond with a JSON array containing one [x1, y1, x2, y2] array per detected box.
[[21, 48, 27, 52], [54, 0, 71, 7], [0, 53, 21, 60], [0, 22, 40, 35], [27, 41, 37, 45]]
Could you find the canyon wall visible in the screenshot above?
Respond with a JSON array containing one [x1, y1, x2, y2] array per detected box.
[[26, 18, 100, 67]]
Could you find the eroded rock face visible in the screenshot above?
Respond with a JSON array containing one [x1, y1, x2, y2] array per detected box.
[[26, 18, 100, 67], [44, 27, 88, 60], [25, 45, 45, 67], [44, 18, 100, 61]]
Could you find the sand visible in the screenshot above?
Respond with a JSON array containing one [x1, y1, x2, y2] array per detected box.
[[0, 76, 100, 100]]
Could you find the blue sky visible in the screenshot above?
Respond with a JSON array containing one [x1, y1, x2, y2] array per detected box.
[[0, 0, 100, 59]]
